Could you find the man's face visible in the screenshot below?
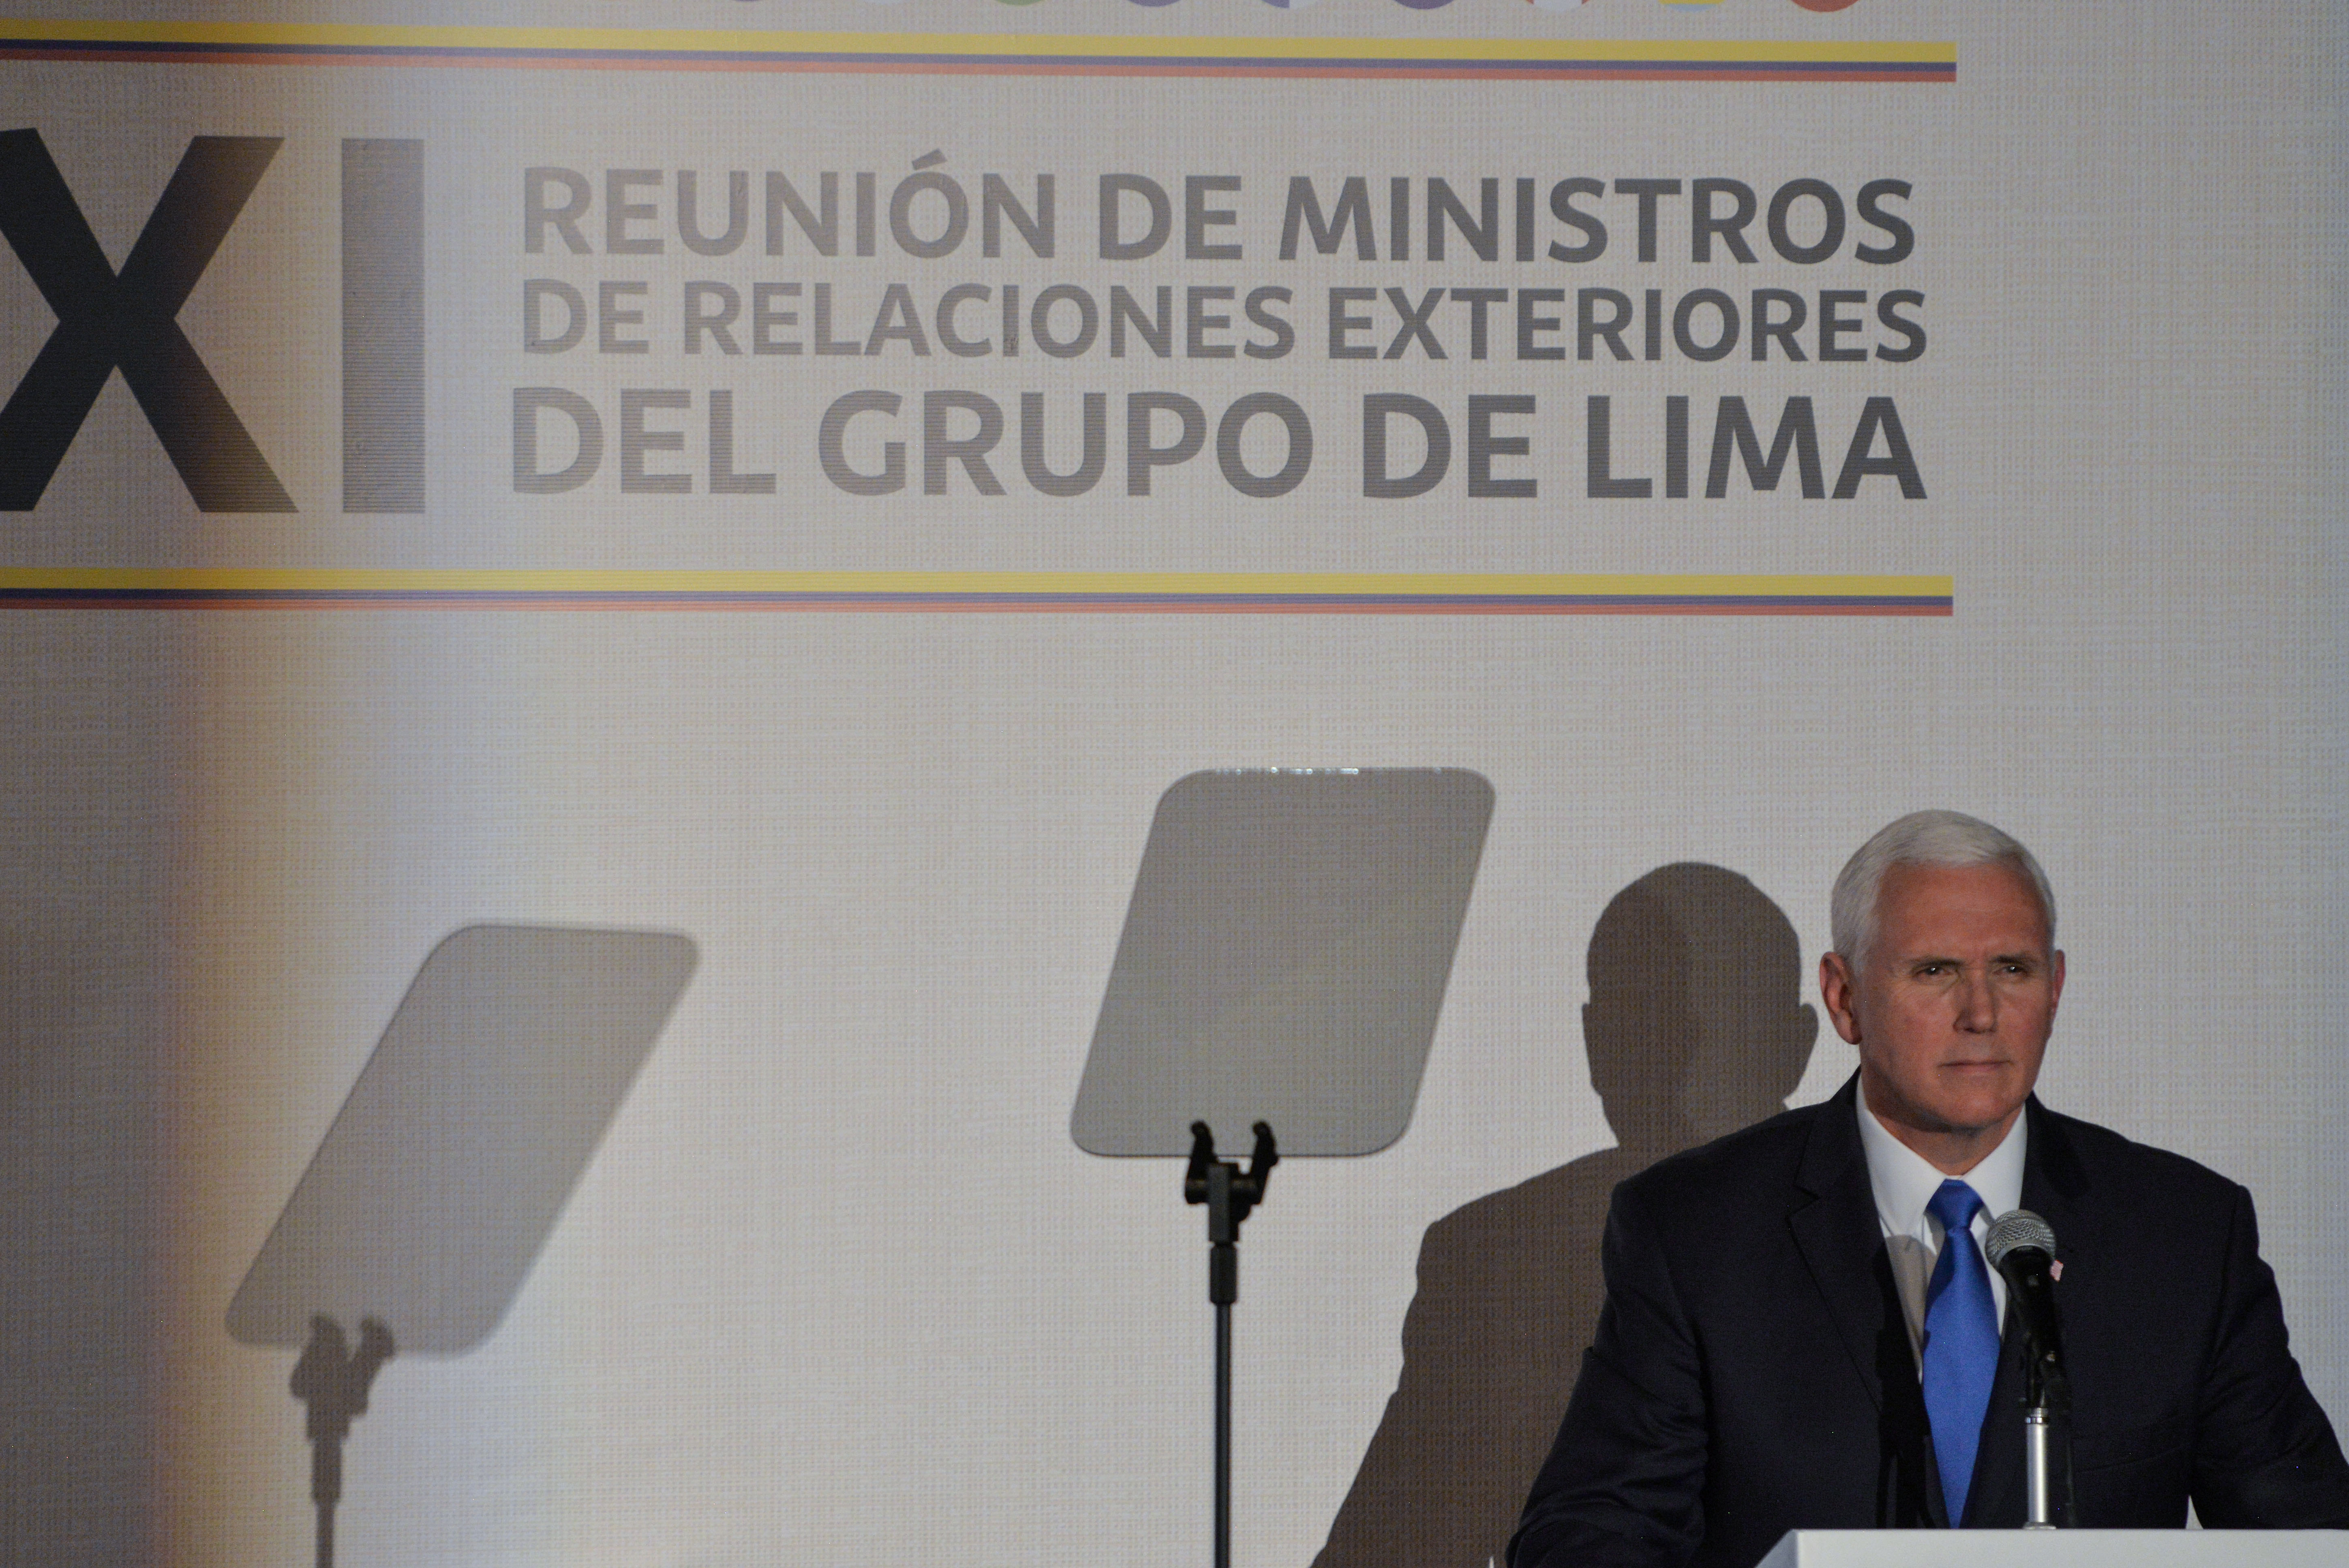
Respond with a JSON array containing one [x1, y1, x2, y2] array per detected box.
[[1820, 860, 2063, 1153]]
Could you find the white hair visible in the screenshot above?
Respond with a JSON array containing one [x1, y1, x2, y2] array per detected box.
[[1830, 810, 2056, 964]]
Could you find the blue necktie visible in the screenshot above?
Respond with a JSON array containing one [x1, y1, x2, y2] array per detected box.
[[1922, 1180, 1999, 1525]]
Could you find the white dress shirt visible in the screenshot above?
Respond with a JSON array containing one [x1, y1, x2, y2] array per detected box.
[[1856, 1091, 2026, 1356]]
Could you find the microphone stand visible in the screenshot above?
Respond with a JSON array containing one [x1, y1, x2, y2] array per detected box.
[[1184, 1121, 1278, 1568], [2019, 1327, 2069, 1528]]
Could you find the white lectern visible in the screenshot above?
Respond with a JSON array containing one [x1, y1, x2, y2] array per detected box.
[[1756, 1530, 2347, 1568]]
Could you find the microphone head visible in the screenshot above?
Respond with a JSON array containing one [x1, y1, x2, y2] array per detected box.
[[1985, 1209, 2057, 1269]]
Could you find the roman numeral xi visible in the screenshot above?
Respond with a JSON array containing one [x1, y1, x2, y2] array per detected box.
[[0, 129, 425, 514], [0, 129, 293, 511]]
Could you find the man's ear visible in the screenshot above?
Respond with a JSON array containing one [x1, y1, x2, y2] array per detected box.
[[1818, 952, 1865, 1046]]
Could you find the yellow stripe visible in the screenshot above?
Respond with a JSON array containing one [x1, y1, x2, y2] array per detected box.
[[0, 20, 1956, 65], [0, 569, 1950, 597]]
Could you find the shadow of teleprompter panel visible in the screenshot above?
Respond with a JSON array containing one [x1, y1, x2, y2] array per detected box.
[[228, 923, 698, 1356]]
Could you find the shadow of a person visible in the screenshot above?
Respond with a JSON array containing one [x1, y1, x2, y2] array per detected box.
[[1313, 863, 1818, 1568]]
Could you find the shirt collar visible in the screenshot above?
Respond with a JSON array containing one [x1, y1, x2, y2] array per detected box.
[[1855, 1084, 2028, 1245]]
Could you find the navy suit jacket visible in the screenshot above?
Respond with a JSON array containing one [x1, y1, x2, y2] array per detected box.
[[1509, 1076, 2349, 1568]]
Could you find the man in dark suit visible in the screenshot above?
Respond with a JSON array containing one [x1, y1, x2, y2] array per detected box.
[[1511, 811, 2349, 1568]]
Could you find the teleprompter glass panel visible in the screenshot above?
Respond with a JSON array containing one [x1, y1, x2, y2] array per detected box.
[[1073, 769, 1492, 1158]]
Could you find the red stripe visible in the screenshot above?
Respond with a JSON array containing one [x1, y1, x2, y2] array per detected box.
[[0, 595, 1951, 615], [0, 44, 1950, 82]]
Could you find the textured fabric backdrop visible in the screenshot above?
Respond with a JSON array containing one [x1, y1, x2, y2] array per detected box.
[[1, 3, 2342, 1564]]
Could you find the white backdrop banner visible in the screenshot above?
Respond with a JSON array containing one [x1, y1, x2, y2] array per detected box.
[[0, 3, 2342, 1565]]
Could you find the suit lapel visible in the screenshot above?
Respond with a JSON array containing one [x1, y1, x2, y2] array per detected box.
[[1788, 1078, 1893, 1411], [2015, 1094, 2091, 1258], [1792, 1076, 1969, 1527]]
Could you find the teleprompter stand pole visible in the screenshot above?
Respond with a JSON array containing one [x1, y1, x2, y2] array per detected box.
[[291, 1315, 395, 1568], [1185, 1120, 1278, 1568]]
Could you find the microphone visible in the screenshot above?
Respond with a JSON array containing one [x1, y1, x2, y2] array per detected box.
[[1985, 1209, 2066, 1395], [1987, 1210, 2071, 1528]]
